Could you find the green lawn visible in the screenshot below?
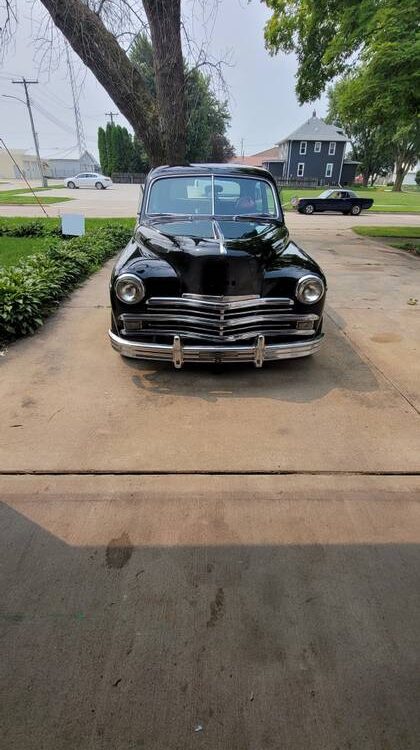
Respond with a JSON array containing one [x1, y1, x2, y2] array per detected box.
[[0, 189, 71, 205], [352, 225, 420, 256], [353, 226, 420, 238], [0, 217, 135, 269], [0, 186, 65, 195], [0, 236, 49, 268], [0, 216, 135, 232], [280, 186, 420, 213]]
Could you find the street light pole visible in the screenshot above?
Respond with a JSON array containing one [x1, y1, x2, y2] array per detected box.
[[12, 77, 47, 187]]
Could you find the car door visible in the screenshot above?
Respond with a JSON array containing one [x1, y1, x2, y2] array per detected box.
[[85, 173, 97, 187], [324, 190, 343, 212], [75, 173, 88, 188], [338, 191, 352, 213]]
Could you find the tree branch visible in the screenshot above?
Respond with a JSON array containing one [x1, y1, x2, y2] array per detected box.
[[39, 0, 163, 160]]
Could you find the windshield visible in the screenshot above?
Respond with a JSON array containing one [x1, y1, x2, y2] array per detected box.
[[146, 175, 279, 218]]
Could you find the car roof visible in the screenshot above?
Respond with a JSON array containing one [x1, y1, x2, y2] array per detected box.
[[147, 163, 274, 181]]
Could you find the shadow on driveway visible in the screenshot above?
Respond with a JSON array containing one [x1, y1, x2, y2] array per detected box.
[[1, 484, 419, 750], [125, 318, 378, 403]]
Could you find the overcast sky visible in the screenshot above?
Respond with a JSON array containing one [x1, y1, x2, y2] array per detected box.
[[0, 0, 327, 160]]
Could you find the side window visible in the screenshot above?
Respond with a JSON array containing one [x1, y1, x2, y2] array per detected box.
[[314, 142, 321, 153], [299, 141, 307, 155], [325, 163, 333, 178], [297, 163, 305, 177], [328, 142, 336, 155]]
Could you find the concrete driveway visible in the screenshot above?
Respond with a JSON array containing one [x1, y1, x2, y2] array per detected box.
[[0, 217, 419, 748]]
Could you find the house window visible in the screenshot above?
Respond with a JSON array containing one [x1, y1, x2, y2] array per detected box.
[[314, 142, 321, 153], [325, 163, 333, 178], [297, 163, 305, 177], [329, 142, 336, 155], [299, 141, 307, 155]]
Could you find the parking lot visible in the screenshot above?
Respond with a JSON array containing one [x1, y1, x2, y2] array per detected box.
[[0, 188, 419, 748]]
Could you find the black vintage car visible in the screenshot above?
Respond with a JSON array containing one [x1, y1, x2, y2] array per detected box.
[[296, 189, 374, 216], [109, 164, 326, 368]]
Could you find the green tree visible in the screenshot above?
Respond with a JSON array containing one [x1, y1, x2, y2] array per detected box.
[[130, 34, 235, 164], [131, 137, 150, 173], [107, 123, 118, 174], [97, 126, 109, 176], [326, 78, 394, 187], [264, 0, 419, 190]]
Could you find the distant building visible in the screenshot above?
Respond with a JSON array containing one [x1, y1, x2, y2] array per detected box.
[[0, 148, 49, 180], [46, 150, 100, 179], [230, 146, 279, 168], [232, 113, 359, 185]]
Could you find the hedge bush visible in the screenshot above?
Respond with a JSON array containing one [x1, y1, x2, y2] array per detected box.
[[0, 219, 60, 237], [0, 224, 131, 342]]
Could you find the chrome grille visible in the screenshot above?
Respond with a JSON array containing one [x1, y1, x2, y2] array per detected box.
[[120, 294, 319, 342]]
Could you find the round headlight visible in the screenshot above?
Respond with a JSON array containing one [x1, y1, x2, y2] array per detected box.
[[296, 275, 325, 304], [115, 273, 145, 304]]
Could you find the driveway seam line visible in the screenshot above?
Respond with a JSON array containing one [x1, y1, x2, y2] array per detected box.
[[1, 470, 419, 477]]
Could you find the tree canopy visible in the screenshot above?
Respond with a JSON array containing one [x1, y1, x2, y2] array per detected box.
[[130, 35, 235, 165], [326, 78, 394, 187], [97, 124, 149, 175], [264, 0, 420, 189], [264, 0, 419, 103]]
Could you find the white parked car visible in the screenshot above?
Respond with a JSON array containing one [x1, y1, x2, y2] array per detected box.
[[65, 172, 112, 190]]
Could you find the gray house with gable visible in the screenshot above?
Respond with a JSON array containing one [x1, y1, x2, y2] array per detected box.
[[262, 112, 358, 186]]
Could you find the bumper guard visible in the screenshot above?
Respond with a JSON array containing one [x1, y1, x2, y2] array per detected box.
[[109, 331, 324, 368]]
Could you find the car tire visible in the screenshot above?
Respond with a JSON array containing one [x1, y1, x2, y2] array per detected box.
[[95, 181, 105, 190], [67, 181, 75, 189], [351, 204, 361, 216], [304, 204, 315, 215]]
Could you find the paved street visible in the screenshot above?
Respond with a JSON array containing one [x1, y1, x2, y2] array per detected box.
[[0, 210, 419, 748], [1, 179, 420, 225]]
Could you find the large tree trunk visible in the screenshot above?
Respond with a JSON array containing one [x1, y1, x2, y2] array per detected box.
[[39, 0, 186, 166], [142, 0, 186, 165], [393, 160, 406, 192]]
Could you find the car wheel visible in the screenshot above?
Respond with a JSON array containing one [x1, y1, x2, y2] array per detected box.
[[304, 204, 315, 215], [351, 204, 361, 215], [67, 181, 75, 189], [95, 181, 105, 190]]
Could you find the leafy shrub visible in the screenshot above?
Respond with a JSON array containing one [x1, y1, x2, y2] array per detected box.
[[0, 219, 60, 237], [0, 225, 131, 342]]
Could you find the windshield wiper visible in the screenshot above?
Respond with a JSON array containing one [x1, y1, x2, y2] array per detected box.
[[231, 214, 282, 223]]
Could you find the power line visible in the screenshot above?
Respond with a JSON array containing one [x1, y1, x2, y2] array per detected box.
[[30, 99, 77, 137], [11, 77, 47, 187], [0, 136, 48, 216]]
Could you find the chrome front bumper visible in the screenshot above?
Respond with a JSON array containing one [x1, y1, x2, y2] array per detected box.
[[109, 330, 324, 368]]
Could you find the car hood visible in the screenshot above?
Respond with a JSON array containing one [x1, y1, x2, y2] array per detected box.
[[135, 217, 289, 296]]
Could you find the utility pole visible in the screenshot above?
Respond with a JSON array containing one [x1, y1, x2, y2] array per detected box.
[[12, 77, 47, 187], [105, 111, 119, 125], [65, 44, 86, 158], [240, 137, 244, 159]]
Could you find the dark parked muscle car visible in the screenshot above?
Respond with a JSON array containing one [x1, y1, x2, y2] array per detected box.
[[296, 189, 374, 216], [109, 164, 326, 368]]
